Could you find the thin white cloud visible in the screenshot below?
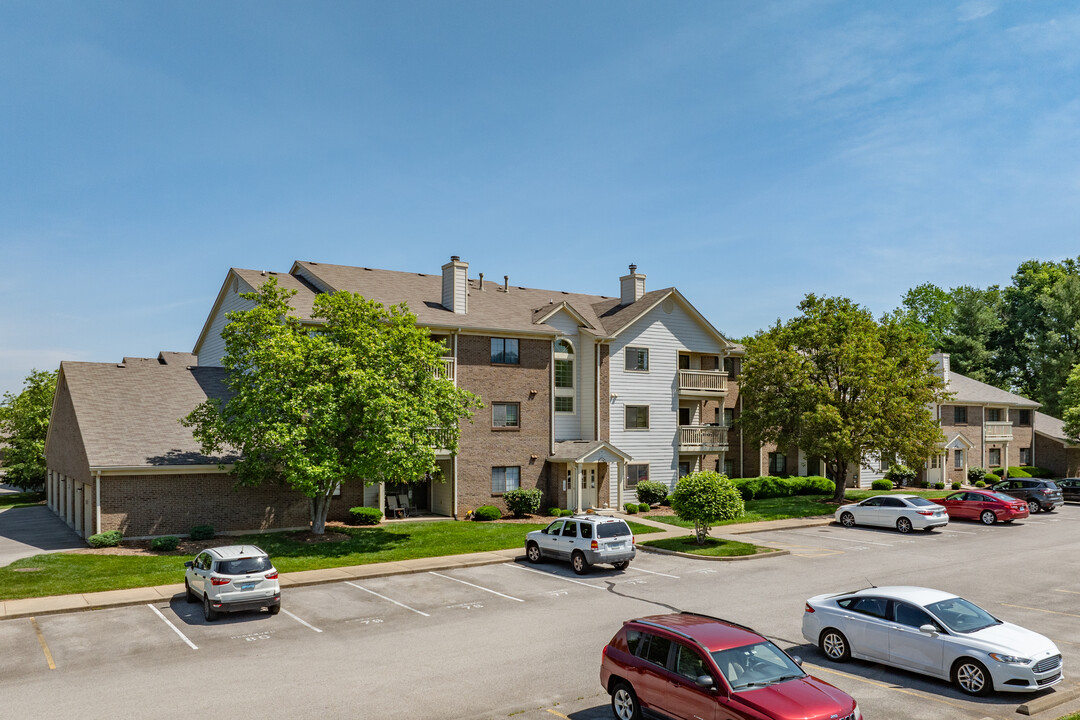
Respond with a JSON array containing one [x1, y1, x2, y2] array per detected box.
[[957, 1, 997, 22]]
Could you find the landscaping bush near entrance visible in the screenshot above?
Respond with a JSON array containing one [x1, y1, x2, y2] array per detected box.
[[732, 475, 834, 500], [871, 479, 893, 491], [472, 505, 501, 521], [634, 480, 669, 506], [149, 536, 179, 551], [348, 507, 383, 525], [623, 503, 638, 514], [1016, 466, 1053, 478], [501, 488, 543, 518], [884, 464, 917, 485], [87, 531, 123, 548], [967, 466, 987, 483]]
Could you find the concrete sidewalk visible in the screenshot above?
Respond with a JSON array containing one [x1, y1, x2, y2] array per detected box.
[[0, 513, 835, 621]]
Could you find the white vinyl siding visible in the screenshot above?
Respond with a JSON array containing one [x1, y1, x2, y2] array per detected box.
[[197, 277, 256, 367], [608, 300, 725, 506], [546, 313, 584, 442]]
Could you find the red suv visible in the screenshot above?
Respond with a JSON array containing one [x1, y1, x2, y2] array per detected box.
[[601, 613, 860, 720]]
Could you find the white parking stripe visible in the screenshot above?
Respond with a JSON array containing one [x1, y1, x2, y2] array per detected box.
[[429, 571, 525, 602], [627, 566, 679, 579], [345, 582, 431, 617], [1055, 589, 1080, 595], [507, 563, 606, 589], [147, 604, 198, 650], [938, 528, 976, 535], [281, 608, 322, 632], [778, 531, 893, 547]]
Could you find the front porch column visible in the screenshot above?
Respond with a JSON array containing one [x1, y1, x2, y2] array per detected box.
[[573, 462, 583, 514], [718, 452, 726, 476], [377, 482, 386, 518], [618, 461, 626, 510]]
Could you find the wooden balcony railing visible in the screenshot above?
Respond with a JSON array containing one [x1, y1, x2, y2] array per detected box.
[[433, 357, 456, 383], [430, 427, 455, 453], [678, 425, 729, 452], [677, 370, 728, 394], [984, 421, 1013, 442]]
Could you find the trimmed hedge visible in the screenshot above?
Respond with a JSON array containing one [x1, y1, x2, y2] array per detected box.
[[559, 509, 575, 517], [967, 466, 987, 483], [547, 507, 563, 517], [150, 535, 180, 551], [88, 530, 123, 548], [502, 488, 543, 518], [623, 503, 639, 514], [975, 480, 986, 488], [732, 475, 835, 500], [871, 479, 893, 491], [472, 505, 501, 521], [189, 525, 215, 541], [984, 473, 1000, 483], [635, 480, 669, 506], [348, 507, 383, 525], [637, 503, 650, 513], [1017, 466, 1053, 478], [951, 482, 962, 490], [884, 464, 917, 485], [934, 482, 945, 490]]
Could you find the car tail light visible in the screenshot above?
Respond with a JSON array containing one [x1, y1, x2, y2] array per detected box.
[[1040, 489, 1051, 495], [210, 577, 230, 586], [804, 603, 815, 613], [265, 571, 278, 580], [917, 510, 934, 515], [591, 540, 599, 550]]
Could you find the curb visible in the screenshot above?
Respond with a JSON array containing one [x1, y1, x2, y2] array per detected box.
[[1017, 685, 1080, 716], [638, 545, 790, 561]]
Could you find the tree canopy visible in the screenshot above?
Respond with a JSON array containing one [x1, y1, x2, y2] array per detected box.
[[740, 294, 948, 503], [182, 279, 482, 533], [0, 369, 58, 492], [669, 471, 744, 544]]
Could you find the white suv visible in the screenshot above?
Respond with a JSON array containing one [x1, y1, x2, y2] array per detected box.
[[525, 515, 635, 574], [184, 545, 281, 621]]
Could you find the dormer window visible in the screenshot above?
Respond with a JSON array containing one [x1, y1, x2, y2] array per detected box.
[[554, 339, 574, 413]]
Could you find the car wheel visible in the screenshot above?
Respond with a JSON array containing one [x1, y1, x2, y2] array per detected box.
[[953, 658, 992, 696], [896, 517, 913, 533], [571, 550, 589, 575], [185, 579, 197, 603], [840, 512, 855, 528], [980, 510, 996, 525], [610, 682, 641, 720], [267, 602, 281, 616], [203, 595, 218, 622], [819, 628, 851, 662], [526, 542, 543, 564], [612, 560, 630, 571], [1027, 500, 1040, 514]]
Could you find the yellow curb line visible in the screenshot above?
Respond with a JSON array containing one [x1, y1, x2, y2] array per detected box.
[[30, 617, 56, 670], [1001, 603, 1080, 619]]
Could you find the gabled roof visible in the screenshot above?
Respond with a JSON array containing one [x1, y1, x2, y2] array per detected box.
[[51, 358, 238, 470], [945, 372, 1040, 409], [944, 433, 975, 450], [1035, 411, 1078, 447], [549, 440, 632, 464]]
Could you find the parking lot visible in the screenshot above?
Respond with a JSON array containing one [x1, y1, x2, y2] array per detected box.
[[3, 504, 1079, 720]]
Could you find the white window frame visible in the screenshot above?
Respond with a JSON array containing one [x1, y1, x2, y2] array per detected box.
[[491, 466, 521, 494], [554, 338, 575, 414], [492, 402, 520, 428], [624, 405, 650, 430], [988, 447, 1001, 467], [954, 450, 963, 469], [624, 463, 649, 489], [625, 346, 649, 372]]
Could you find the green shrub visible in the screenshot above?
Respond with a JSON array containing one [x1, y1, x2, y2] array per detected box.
[[884, 464, 917, 485], [871, 479, 893, 491], [1018, 466, 1053, 478], [934, 482, 945, 490], [951, 482, 962, 490], [623, 502, 638, 514], [733, 475, 835, 500], [670, 471, 745, 544], [637, 503, 650, 513], [189, 524, 215, 541], [984, 473, 1000, 483], [975, 480, 986, 488], [348, 507, 383, 525], [967, 466, 987, 483], [150, 535, 180, 551], [1006, 466, 1031, 478], [660, 496, 672, 506], [502, 488, 543, 518], [87, 530, 123, 548], [547, 507, 562, 517], [472, 505, 501, 521], [635, 480, 669, 506], [559, 508, 575, 517]]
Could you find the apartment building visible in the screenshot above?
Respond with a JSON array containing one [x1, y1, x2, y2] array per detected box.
[[43, 257, 743, 538]]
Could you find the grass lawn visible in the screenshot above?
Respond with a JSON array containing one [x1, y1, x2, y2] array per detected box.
[[0, 491, 45, 509], [647, 489, 951, 530], [639, 536, 773, 557], [0, 517, 661, 601]]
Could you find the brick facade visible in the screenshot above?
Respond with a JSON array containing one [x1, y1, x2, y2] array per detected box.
[[45, 377, 91, 487], [1034, 434, 1080, 478]]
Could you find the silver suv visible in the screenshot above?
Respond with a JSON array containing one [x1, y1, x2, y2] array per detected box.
[[184, 545, 281, 621], [525, 515, 635, 574]]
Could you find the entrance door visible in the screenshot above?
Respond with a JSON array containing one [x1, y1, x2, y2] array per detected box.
[[580, 466, 597, 509]]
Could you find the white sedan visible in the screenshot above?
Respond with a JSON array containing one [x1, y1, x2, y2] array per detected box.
[[802, 586, 1063, 695], [834, 494, 948, 533]]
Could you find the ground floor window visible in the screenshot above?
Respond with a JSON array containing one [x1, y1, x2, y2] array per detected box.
[[768, 452, 786, 475], [988, 448, 1001, 467], [724, 459, 735, 477], [491, 466, 520, 493], [625, 463, 649, 488], [954, 450, 963, 469], [678, 461, 691, 477], [1020, 447, 1031, 465]]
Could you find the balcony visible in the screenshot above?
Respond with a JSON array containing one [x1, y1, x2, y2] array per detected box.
[[984, 421, 1013, 442], [430, 427, 455, 456], [678, 425, 729, 453], [433, 357, 456, 383], [677, 370, 728, 397]]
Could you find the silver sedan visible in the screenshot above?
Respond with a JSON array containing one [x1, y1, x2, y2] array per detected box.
[[835, 494, 948, 533]]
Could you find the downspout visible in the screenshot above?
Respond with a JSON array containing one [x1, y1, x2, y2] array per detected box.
[[95, 470, 102, 534], [550, 339, 555, 457], [738, 394, 744, 477]]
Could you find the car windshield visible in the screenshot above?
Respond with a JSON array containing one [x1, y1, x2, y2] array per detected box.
[[597, 521, 632, 538], [218, 556, 273, 575], [906, 497, 937, 507], [925, 597, 1000, 633], [710, 641, 805, 691]]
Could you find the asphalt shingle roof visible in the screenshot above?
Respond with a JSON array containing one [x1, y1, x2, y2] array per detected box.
[[946, 372, 1040, 408]]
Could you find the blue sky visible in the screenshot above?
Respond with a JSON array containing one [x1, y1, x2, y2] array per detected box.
[[2, 1, 1079, 395]]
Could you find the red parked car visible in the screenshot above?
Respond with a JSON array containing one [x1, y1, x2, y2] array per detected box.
[[600, 612, 860, 720], [932, 490, 1029, 525]]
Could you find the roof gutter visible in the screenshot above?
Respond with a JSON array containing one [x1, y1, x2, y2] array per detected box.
[[89, 464, 234, 476]]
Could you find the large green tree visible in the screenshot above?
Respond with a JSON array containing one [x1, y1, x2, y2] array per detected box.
[[0, 369, 58, 492], [941, 285, 1002, 385], [739, 295, 948, 504], [182, 279, 482, 533], [1061, 362, 1080, 443], [896, 282, 954, 350]]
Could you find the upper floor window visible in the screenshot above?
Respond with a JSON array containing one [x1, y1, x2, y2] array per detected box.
[[492, 402, 519, 428], [954, 406, 968, 424], [625, 405, 650, 429], [723, 357, 737, 378], [625, 347, 649, 372], [491, 338, 519, 365], [1019, 409, 1032, 426], [724, 408, 734, 427], [554, 339, 574, 413], [986, 408, 1002, 422], [678, 354, 691, 370]]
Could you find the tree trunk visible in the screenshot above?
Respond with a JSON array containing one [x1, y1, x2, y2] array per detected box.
[[695, 521, 711, 544], [831, 460, 848, 503], [310, 490, 333, 535]]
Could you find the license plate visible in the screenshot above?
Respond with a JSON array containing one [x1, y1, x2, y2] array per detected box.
[[609, 542, 624, 549], [240, 582, 256, 591]]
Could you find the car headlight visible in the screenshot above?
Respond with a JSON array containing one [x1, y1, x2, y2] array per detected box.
[[988, 652, 1030, 665]]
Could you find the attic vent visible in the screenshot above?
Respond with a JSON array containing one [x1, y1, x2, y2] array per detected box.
[[116, 363, 125, 368], [364, 267, 373, 271]]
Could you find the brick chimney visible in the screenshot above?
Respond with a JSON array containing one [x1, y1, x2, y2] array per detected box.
[[442, 256, 468, 314], [619, 263, 645, 305]]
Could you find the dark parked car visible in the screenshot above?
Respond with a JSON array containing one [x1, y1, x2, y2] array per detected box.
[[991, 479, 1064, 514], [932, 491, 1029, 524], [1056, 478, 1080, 502], [600, 612, 860, 720]]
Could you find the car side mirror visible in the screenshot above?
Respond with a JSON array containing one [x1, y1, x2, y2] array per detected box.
[[694, 675, 715, 690], [919, 624, 938, 635], [184, 561, 193, 568], [791, 655, 803, 667]]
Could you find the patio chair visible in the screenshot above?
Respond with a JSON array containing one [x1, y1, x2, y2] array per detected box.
[[396, 494, 416, 517], [386, 496, 405, 519]]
